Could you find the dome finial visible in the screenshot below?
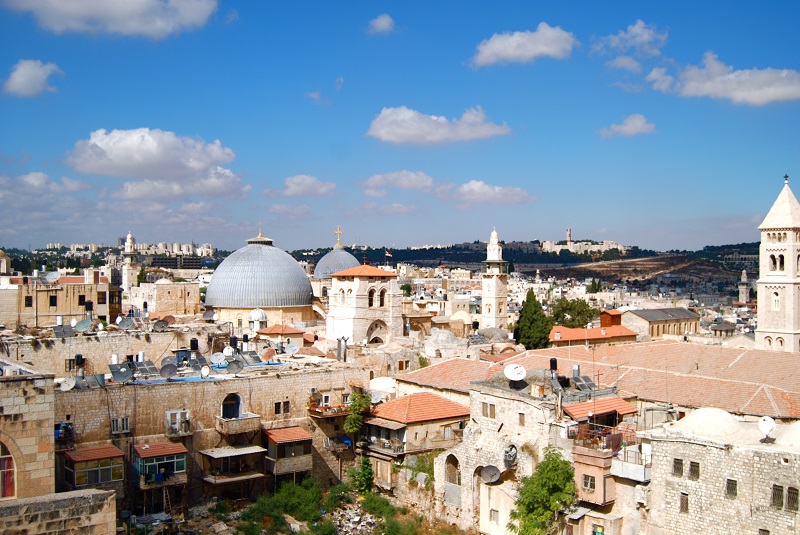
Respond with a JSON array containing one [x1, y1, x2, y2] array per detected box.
[[334, 225, 343, 246], [258, 221, 263, 238], [786, 174, 790, 185]]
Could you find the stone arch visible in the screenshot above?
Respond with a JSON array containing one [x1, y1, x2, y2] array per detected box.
[[779, 255, 785, 271], [346, 289, 353, 305], [222, 393, 241, 419], [338, 288, 345, 304], [379, 289, 386, 307], [472, 467, 483, 524], [322, 286, 328, 298], [773, 291, 781, 311], [0, 431, 19, 499], [770, 255, 777, 271], [368, 288, 376, 307], [366, 320, 388, 344], [766, 336, 773, 348], [445, 454, 461, 485], [778, 337, 785, 348]]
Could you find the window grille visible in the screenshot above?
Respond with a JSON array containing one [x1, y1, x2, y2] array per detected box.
[[672, 458, 683, 477], [772, 485, 784, 508], [679, 492, 689, 513], [725, 479, 738, 497], [689, 461, 700, 480]]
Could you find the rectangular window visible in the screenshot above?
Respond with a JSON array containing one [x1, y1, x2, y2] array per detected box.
[[274, 402, 282, 415], [65, 358, 76, 372], [481, 402, 496, 419], [726, 478, 738, 498], [772, 485, 784, 508], [489, 509, 499, 523], [518, 412, 525, 426], [443, 426, 452, 440], [24, 296, 32, 307], [672, 458, 683, 477], [583, 474, 596, 491], [592, 526, 604, 535], [49, 295, 57, 307], [111, 416, 130, 434], [759, 530, 770, 535], [282, 401, 290, 414], [342, 394, 349, 405], [165, 410, 190, 435], [788, 487, 799, 512], [78, 294, 86, 306], [679, 492, 689, 513], [69, 457, 124, 487], [97, 292, 107, 305], [321, 394, 331, 406], [689, 461, 700, 480]]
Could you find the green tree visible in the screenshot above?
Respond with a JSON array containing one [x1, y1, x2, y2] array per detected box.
[[348, 456, 374, 494], [514, 289, 553, 349], [509, 446, 575, 535], [400, 283, 412, 297], [550, 297, 598, 328], [343, 392, 371, 435], [136, 266, 146, 285]]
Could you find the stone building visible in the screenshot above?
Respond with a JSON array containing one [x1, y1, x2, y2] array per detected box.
[[127, 279, 201, 316], [621, 308, 700, 340], [326, 265, 403, 345], [309, 226, 360, 316], [481, 228, 509, 330], [756, 177, 800, 352], [549, 325, 638, 348]]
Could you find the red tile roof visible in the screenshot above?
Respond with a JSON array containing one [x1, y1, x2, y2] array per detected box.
[[265, 426, 313, 443], [396, 358, 494, 394], [257, 324, 305, 335], [134, 442, 187, 459], [57, 276, 110, 284], [330, 265, 399, 278], [65, 444, 124, 462], [479, 352, 522, 363], [371, 392, 470, 424], [563, 397, 637, 420], [549, 325, 637, 343], [602, 310, 624, 316], [297, 346, 326, 357]]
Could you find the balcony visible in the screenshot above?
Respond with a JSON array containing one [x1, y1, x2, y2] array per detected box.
[[266, 453, 313, 475], [610, 444, 651, 483], [308, 403, 350, 419], [138, 471, 187, 491], [215, 412, 261, 435], [165, 420, 193, 439], [361, 437, 405, 456]]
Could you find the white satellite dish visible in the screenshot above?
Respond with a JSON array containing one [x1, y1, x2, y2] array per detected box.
[[759, 415, 777, 438], [504, 364, 527, 382], [213, 313, 219, 322], [200, 365, 210, 378], [210, 352, 226, 364], [70, 319, 78, 328], [285, 343, 300, 356], [222, 346, 234, 357], [60, 376, 76, 392], [115, 316, 123, 325]]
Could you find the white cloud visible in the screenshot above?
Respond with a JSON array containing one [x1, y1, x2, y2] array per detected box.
[[594, 19, 667, 57], [611, 81, 644, 93], [268, 175, 336, 197], [368, 13, 395, 35], [361, 171, 433, 197], [351, 202, 417, 216], [606, 55, 641, 73], [367, 106, 511, 144], [68, 128, 235, 179], [224, 8, 238, 25], [2, 0, 218, 39], [599, 114, 655, 139], [335, 76, 344, 91], [305, 90, 321, 103], [471, 22, 576, 67], [454, 180, 532, 205], [678, 52, 800, 106], [646, 67, 675, 92], [3, 59, 63, 97]]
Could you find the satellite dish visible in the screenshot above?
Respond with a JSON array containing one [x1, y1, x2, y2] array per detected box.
[[285, 343, 300, 355], [213, 313, 219, 322], [370, 391, 382, 404], [115, 316, 123, 325], [504, 364, 526, 382], [109, 364, 133, 383], [480, 465, 501, 484], [74, 319, 92, 333], [227, 360, 244, 375], [163, 315, 176, 325], [119, 317, 136, 330], [97, 322, 105, 331], [70, 319, 78, 328], [60, 376, 76, 392], [152, 320, 169, 332], [759, 416, 777, 438], [159, 363, 178, 379], [210, 353, 226, 365], [222, 346, 234, 357], [200, 365, 210, 378]]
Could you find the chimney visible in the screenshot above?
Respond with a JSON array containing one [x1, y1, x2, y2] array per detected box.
[[554, 331, 561, 340], [601, 328, 606, 336]]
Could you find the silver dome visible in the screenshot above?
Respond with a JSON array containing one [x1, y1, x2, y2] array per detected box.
[[205, 235, 313, 309], [313, 245, 360, 280]]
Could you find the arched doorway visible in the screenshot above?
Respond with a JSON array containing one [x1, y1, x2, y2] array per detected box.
[[445, 454, 461, 485], [366, 320, 388, 344], [222, 393, 240, 419]]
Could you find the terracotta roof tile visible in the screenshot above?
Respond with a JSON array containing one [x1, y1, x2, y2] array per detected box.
[[396, 358, 494, 393], [371, 392, 470, 424], [563, 397, 637, 420], [549, 325, 637, 343], [265, 426, 313, 443], [330, 265, 399, 278], [257, 324, 305, 335], [65, 444, 124, 462], [134, 442, 187, 459]]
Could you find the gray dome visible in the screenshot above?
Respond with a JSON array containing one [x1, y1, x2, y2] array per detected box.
[[313, 245, 360, 280], [205, 235, 313, 309]]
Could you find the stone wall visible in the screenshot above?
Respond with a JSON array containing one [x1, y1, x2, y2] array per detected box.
[[0, 489, 116, 534], [0, 373, 55, 499]]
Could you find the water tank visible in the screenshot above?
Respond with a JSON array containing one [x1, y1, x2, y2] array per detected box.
[[56, 316, 63, 326], [573, 364, 580, 378], [190, 338, 199, 351], [85, 300, 93, 312], [550, 358, 558, 371], [472, 321, 480, 330], [242, 334, 249, 343], [230, 336, 238, 349], [75, 354, 85, 366]]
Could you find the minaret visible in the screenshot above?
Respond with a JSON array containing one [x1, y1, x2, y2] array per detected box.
[[738, 269, 749, 304], [121, 231, 139, 296], [481, 228, 509, 329], [755, 176, 800, 352]]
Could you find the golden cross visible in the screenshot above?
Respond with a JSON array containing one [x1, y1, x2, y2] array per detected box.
[[334, 225, 343, 246]]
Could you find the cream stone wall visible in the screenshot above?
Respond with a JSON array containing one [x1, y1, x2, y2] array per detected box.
[[0, 489, 116, 535]]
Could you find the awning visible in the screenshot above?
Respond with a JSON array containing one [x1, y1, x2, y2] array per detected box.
[[363, 416, 405, 431], [265, 426, 313, 444], [563, 397, 637, 421], [567, 506, 594, 520], [65, 444, 124, 463], [200, 445, 266, 459], [134, 442, 187, 459]]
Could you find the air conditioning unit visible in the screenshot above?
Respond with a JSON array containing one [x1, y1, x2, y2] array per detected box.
[[1, 366, 19, 376], [310, 388, 319, 394]]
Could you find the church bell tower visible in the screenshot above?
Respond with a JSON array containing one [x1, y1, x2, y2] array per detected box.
[[481, 228, 508, 330]]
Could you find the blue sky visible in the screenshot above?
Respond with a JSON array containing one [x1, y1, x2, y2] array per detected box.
[[1, 1, 799, 252]]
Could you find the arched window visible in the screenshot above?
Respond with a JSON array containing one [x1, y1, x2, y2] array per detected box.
[[773, 292, 781, 311], [222, 393, 240, 419], [486, 304, 492, 314], [338, 288, 345, 304], [347, 289, 353, 305], [1, 441, 15, 498], [368, 289, 376, 307], [445, 454, 461, 485], [770, 255, 777, 271], [379, 289, 386, 307], [779, 255, 785, 271], [778, 338, 785, 348], [322, 286, 328, 298], [766, 337, 773, 348]]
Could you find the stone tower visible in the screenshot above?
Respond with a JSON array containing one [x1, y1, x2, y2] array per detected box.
[[738, 269, 749, 304], [481, 228, 508, 329], [121, 231, 139, 296], [755, 177, 800, 352]]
